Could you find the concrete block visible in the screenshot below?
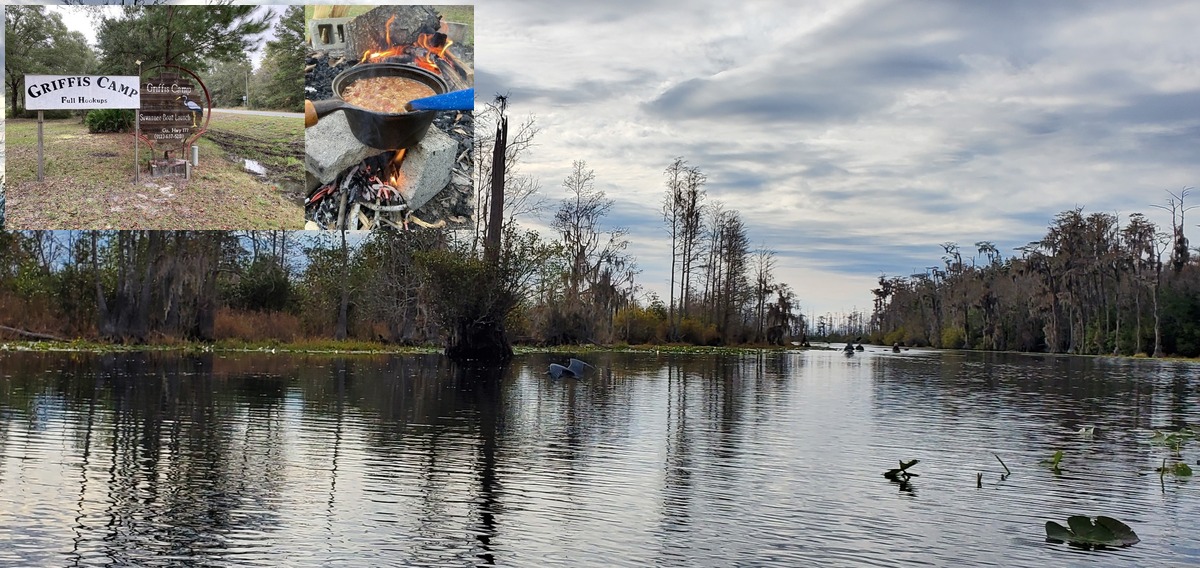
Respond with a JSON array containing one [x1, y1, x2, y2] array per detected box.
[[310, 18, 353, 53], [396, 127, 455, 211], [306, 171, 322, 194]]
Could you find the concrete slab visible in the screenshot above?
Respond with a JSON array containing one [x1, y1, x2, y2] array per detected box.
[[305, 110, 385, 184]]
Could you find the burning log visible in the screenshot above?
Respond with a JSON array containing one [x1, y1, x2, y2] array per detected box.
[[346, 6, 441, 62]]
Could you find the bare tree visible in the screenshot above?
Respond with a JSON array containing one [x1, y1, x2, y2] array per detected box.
[[678, 164, 706, 320], [1150, 187, 1197, 274], [699, 200, 727, 326], [751, 244, 776, 343], [661, 157, 686, 341], [553, 160, 628, 303], [335, 229, 350, 341], [473, 97, 543, 250], [549, 160, 630, 343], [716, 210, 750, 340]]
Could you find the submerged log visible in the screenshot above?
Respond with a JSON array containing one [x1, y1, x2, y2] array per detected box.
[[0, 325, 65, 342]]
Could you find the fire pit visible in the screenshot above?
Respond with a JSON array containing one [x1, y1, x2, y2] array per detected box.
[[304, 5, 474, 231]]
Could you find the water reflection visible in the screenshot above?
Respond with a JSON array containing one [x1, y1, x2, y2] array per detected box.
[[0, 349, 1196, 566]]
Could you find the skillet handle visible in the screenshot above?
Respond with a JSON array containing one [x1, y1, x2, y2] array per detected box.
[[304, 99, 344, 128], [406, 88, 475, 112]]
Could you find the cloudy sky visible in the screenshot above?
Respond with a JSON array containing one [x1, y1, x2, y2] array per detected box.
[[467, 0, 1200, 318]]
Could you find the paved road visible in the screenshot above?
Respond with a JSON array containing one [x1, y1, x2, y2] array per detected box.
[[211, 108, 302, 119]]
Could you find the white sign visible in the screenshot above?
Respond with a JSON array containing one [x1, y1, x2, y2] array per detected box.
[[25, 75, 140, 110]]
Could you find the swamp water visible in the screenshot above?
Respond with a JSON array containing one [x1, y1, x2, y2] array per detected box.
[[0, 348, 1197, 566]]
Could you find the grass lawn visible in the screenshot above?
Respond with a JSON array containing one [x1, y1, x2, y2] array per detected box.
[[205, 110, 304, 186], [5, 115, 303, 230]]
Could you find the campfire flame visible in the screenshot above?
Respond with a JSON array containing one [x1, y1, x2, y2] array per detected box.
[[360, 32, 457, 74], [386, 149, 407, 189], [355, 148, 408, 202]]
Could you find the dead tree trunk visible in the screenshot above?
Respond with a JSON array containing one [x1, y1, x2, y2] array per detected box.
[[484, 112, 507, 264], [335, 229, 350, 340]]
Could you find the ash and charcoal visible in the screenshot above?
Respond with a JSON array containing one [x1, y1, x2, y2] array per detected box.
[[305, 52, 352, 101], [306, 151, 404, 230]]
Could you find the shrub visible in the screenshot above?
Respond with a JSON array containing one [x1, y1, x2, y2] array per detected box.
[[614, 305, 665, 345], [940, 326, 966, 349], [679, 317, 720, 345], [883, 327, 906, 347], [85, 109, 134, 133], [229, 257, 292, 312]]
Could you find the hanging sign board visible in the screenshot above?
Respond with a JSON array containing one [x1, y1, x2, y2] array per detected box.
[[138, 70, 205, 149], [25, 75, 140, 110]]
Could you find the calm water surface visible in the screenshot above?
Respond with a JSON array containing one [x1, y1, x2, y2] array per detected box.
[[0, 348, 1197, 566]]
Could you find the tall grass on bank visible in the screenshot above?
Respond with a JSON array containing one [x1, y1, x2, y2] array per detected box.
[[214, 307, 302, 342]]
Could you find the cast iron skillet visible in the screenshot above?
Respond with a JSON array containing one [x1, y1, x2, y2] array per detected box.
[[305, 63, 449, 150]]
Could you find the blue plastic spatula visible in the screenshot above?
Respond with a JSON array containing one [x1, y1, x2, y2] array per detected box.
[[405, 88, 474, 112]]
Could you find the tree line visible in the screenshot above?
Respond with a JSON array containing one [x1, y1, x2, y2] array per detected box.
[[0, 224, 796, 353], [869, 189, 1199, 357]]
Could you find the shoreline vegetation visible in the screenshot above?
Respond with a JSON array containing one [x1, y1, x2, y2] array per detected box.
[[1, 339, 1197, 364], [0, 338, 813, 356]]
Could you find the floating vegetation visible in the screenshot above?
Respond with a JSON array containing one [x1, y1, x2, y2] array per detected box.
[[1150, 427, 1195, 455], [1041, 450, 1064, 473], [1045, 516, 1140, 549], [883, 459, 919, 494], [994, 453, 1011, 480], [1145, 426, 1196, 490]]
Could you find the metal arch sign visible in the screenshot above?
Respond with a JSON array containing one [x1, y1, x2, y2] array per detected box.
[[136, 64, 212, 154], [24, 75, 140, 110]]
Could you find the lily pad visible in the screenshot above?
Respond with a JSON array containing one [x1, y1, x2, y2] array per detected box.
[[1151, 428, 1195, 452], [1045, 515, 1139, 548], [1156, 461, 1194, 477]]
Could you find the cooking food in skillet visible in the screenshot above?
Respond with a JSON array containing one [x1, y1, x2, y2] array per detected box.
[[341, 76, 437, 114]]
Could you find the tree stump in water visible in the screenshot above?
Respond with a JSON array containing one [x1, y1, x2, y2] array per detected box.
[[446, 320, 513, 363]]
